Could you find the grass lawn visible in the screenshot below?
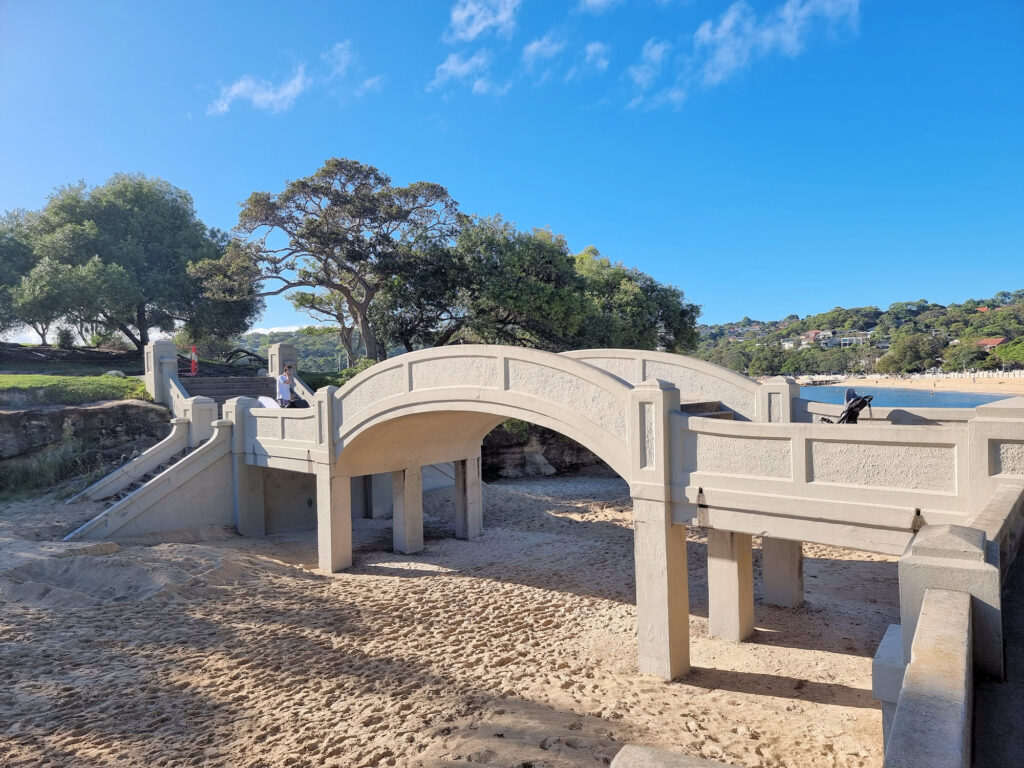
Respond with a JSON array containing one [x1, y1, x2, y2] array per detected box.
[[0, 374, 150, 407]]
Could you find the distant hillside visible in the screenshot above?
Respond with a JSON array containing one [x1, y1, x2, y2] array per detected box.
[[696, 290, 1024, 376]]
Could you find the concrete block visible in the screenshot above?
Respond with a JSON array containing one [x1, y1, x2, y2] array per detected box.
[[899, 524, 1001, 678], [454, 456, 483, 540], [872, 623, 905, 747], [707, 529, 754, 641], [634, 498, 689, 679], [393, 467, 424, 555], [316, 470, 352, 573], [884, 589, 972, 768], [761, 537, 803, 608], [371, 472, 393, 519]]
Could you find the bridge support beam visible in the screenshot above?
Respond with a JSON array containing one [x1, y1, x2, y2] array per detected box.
[[454, 454, 483, 540], [761, 537, 804, 608], [634, 498, 690, 679], [708, 529, 755, 641], [393, 467, 424, 555], [316, 468, 352, 573]]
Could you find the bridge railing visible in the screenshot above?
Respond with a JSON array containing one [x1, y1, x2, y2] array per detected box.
[[238, 388, 336, 470], [674, 412, 973, 554]]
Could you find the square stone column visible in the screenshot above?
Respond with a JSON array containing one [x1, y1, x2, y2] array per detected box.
[[708, 529, 755, 641], [634, 497, 690, 679], [370, 472, 393, 519], [393, 467, 424, 555], [316, 468, 352, 573], [454, 454, 483, 540], [761, 537, 804, 608], [898, 524, 1001, 678]]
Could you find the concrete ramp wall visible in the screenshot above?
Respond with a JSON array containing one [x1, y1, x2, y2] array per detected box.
[[66, 420, 235, 541]]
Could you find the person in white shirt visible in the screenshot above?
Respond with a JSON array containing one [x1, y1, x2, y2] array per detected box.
[[276, 364, 308, 408]]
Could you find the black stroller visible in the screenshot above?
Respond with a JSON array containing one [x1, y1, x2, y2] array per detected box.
[[820, 388, 873, 424]]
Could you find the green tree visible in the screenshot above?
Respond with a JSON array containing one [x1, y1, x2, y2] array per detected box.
[[0, 211, 37, 333], [571, 246, 699, 352], [941, 342, 987, 372], [748, 344, 785, 376], [875, 334, 941, 373], [191, 158, 460, 361], [29, 175, 260, 350], [455, 217, 587, 349]]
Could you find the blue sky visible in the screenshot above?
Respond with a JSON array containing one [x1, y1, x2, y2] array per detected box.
[[2, 0, 1022, 333]]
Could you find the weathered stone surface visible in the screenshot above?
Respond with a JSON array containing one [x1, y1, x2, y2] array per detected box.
[[0, 400, 170, 459], [481, 423, 606, 481]]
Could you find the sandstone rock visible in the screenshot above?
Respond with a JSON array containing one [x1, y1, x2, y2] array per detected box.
[[0, 400, 170, 460]]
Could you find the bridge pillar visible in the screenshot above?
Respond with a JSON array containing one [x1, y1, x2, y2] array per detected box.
[[393, 467, 424, 554], [370, 473, 394, 519], [634, 497, 690, 679], [761, 537, 804, 608], [316, 467, 352, 573], [454, 453, 483, 540], [708, 530, 755, 641], [629, 378, 688, 679]]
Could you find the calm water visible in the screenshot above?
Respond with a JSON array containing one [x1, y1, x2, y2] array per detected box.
[[799, 385, 1010, 409]]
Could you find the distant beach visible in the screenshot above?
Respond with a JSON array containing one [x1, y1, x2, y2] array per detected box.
[[833, 374, 1024, 398]]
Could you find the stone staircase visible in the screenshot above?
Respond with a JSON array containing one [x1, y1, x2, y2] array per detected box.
[[680, 401, 735, 420], [101, 447, 197, 507], [180, 376, 277, 415]]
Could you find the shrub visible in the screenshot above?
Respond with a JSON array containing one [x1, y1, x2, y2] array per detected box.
[[55, 328, 76, 349], [300, 358, 377, 390]]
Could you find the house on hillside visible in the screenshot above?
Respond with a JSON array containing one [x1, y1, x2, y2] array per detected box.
[[781, 338, 800, 350], [840, 332, 871, 347], [976, 337, 1007, 351]]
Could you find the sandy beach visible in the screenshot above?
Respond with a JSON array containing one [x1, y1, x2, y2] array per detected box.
[[0, 474, 896, 767], [833, 375, 1024, 397]]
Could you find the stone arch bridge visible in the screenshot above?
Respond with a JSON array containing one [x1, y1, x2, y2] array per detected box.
[[68, 341, 1024, 681]]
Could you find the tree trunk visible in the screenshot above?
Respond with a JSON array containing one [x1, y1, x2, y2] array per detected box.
[[31, 324, 49, 345], [357, 314, 385, 361], [338, 325, 355, 368], [136, 304, 150, 347]]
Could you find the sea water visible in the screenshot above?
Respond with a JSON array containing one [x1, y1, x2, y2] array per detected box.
[[800, 385, 1010, 409]]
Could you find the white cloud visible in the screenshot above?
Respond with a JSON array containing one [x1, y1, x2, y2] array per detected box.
[[578, 0, 622, 13], [430, 50, 489, 88], [627, 38, 671, 91], [585, 41, 611, 71], [471, 77, 511, 96], [322, 41, 353, 79], [653, 85, 687, 110], [447, 0, 521, 42], [207, 66, 310, 115], [694, 0, 859, 87], [355, 75, 385, 96], [522, 32, 566, 70], [248, 325, 305, 335]]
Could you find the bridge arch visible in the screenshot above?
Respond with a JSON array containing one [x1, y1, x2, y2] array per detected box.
[[331, 345, 636, 481], [312, 344, 689, 680]]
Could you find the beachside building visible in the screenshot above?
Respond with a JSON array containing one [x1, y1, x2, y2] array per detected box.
[[840, 332, 870, 348], [976, 337, 1007, 351]]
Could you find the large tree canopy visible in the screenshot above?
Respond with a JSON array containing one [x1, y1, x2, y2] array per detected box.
[[25, 174, 261, 349], [571, 246, 699, 353], [0, 211, 37, 333], [191, 157, 460, 360]]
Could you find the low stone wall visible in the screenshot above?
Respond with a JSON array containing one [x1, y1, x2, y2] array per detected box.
[[0, 400, 170, 460]]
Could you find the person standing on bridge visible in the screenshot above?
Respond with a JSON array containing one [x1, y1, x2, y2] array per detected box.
[[277, 364, 309, 408]]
